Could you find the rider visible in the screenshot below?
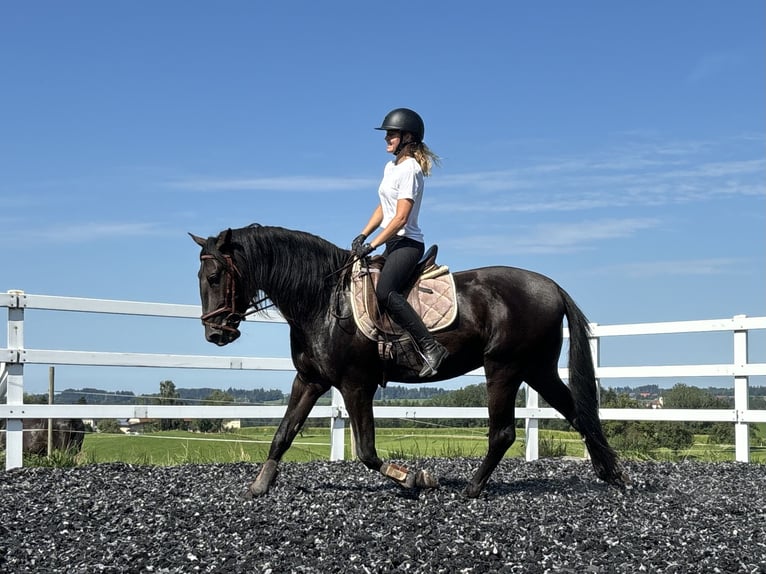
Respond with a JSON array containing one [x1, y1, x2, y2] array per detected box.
[[351, 108, 449, 377]]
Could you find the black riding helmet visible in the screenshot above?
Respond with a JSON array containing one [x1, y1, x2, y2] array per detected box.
[[375, 108, 425, 142]]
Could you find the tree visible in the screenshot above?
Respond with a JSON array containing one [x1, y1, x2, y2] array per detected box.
[[428, 383, 487, 407], [655, 422, 694, 452], [425, 383, 489, 428], [707, 423, 735, 445], [193, 390, 235, 433], [663, 384, 720, 409], [159, 380, 179, 402], [602, 385, 711, 454], [97, 419, 122, 433], [157, 380, 184, 431], [663, 383, 731, 437]]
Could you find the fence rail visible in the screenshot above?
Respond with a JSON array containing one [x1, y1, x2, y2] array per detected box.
[[2, 290, 765, 470]]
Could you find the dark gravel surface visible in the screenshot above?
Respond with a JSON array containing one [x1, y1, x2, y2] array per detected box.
[[0, 458, 764, 573]]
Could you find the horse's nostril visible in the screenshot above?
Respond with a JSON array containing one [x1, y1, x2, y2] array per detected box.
[[208, 332, 222, 345]]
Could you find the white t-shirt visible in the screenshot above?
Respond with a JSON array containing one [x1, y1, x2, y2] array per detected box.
[[377, 157, 425, 243]]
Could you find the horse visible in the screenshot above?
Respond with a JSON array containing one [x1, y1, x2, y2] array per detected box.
[[190, 224, 629, 498], [0, 418, 85, 456]]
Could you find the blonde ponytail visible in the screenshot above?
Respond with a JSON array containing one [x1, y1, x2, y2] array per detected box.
[[411, 142, 441, 177]]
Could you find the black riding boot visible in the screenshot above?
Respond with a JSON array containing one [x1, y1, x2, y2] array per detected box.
[[385, 292, 449, 377]]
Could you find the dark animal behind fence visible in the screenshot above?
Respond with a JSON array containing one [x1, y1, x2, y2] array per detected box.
[[0, 418, 85, 456], [191, 224, 629, 497]]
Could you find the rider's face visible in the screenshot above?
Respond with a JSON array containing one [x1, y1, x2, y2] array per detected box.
[[385, 130, 401, 154]]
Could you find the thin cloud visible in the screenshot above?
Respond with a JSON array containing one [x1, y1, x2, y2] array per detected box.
[[167, 175, 376, 192], [687, 51, 738, 83], [444, 218, 661, 255], [165, 135, 763, 215], [602, 258, 747, 278], [33, 222, 167, 243], [430, 145, 765, 213], [431, 195, 616, 214]]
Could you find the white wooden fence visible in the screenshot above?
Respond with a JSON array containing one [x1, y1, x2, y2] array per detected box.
[[2, 290, 765, 471]]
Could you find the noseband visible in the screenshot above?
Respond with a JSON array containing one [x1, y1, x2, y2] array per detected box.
[[200, 254, 244, 335]]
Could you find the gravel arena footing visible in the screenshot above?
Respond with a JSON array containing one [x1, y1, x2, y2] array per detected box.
[[1, 459, 764, 573]]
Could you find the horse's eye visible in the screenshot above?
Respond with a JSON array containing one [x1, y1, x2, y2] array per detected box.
[[208, 273, 221, 285]]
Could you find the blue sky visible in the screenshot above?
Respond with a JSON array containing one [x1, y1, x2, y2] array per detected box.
[[2, 1, 764, 396]]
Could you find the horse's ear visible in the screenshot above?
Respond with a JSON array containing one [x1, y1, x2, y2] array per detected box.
[[215, 228, 233, 252], [189, 233, 206, 248]]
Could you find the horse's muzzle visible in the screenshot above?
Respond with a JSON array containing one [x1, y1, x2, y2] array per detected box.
[[204, 317, 242, 346], [206, 328, 241, 346]]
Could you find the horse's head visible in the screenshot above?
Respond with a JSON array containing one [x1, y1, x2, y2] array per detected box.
[[190, 229, 249, 346]]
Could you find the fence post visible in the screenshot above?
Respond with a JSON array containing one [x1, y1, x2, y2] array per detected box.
[[525, 383, 539, 461], [329, 387, 346, 461], [733, 315, 749, 462], [587, 323, 600, 460], [589, 323, 600, 403], [5, 290, 26, 470]]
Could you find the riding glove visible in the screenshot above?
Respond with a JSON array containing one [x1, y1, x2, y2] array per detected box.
[[351, 234, 367, 251], [354, 242, 375, 258]]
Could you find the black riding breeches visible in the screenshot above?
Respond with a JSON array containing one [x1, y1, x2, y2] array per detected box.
[[375, 236, 425, 307]]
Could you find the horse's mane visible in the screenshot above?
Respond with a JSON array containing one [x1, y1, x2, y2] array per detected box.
[[231, 224, 349, 321]]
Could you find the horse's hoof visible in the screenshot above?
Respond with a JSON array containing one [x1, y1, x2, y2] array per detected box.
[[382, 462, 417, 489], [599, 464, 631, 490], [463, 483, 482, 498], [247, 479, 273, 497], [248, 460, 278, 497], [402, 472, 417, 489], [614, 469, 632, 490], [415, 469, 439, 489], [249, 486, 263, 497]]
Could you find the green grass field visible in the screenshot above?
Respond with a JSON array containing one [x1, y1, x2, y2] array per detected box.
[[67, 423, 766, 466]]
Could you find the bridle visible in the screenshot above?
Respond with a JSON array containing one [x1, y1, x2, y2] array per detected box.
[[199, 253, 243, 335], [198, 253, 266, 336]]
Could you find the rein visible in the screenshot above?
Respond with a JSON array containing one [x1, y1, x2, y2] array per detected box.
[[201, 250, 360, 329], [329, 254, 362, 320], [326, 254, 359, 281]]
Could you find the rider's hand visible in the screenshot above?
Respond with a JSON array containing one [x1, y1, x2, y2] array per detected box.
[[354, 242, 375, 259], [351, 234, 367, 251]]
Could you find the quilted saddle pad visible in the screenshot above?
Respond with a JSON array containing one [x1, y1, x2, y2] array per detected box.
[[350, 258, 458, 342]]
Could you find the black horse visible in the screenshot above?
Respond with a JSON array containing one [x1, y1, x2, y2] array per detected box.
[[0, 418, 85, 456], [191, 225, 628, 497]]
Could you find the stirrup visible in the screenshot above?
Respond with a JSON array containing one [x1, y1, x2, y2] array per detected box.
[[418, 343, 448, 377]]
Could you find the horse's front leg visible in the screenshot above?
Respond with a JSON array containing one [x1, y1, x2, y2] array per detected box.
[[248, 374, 329, 497], [344, 386, 439, 491]]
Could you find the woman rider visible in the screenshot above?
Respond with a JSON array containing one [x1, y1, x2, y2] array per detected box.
[[351, 108, 448, 377]]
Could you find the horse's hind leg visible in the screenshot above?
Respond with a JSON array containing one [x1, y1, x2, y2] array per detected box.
[[526, 367, 624, 485], [248, 374, 329, 497], [465, 368, 523, 498], [525, 367, 577, 426]]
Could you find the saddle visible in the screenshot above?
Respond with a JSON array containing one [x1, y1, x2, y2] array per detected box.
[[350, 246, 458, 356]]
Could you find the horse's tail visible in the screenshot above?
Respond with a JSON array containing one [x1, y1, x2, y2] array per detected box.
[[560, 289, 599, 433], [560, 288, 628, 487]]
